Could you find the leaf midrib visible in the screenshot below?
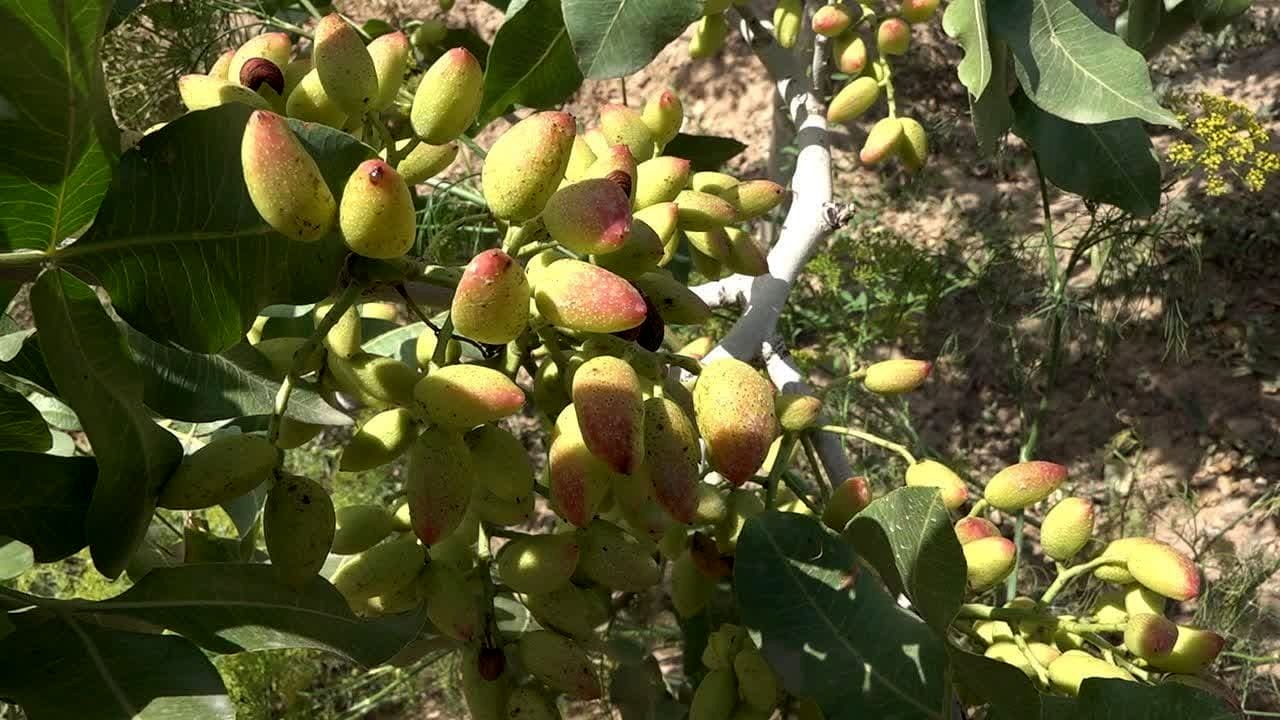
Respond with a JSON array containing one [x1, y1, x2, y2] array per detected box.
[[758, 523, 941, 718], [53, 226, 273, 261]]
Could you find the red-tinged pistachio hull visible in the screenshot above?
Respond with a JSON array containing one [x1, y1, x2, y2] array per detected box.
[[1124, 613, 1179, 659], [675, 190, 738, 230], [405, 427, 475, 545], [583, 144, 637, 197], [905, 459, 968, 510], [642, 87, 683, 148], [634, 156, 692, 209], [532, 259, 648, 333], [832, 33, 869, 74], [954, 516, 1001, 545], [861, 117, 905, 165], [451, 249, 530, 345], [412, 364, 524, 430], [572, 356, 645, 475], [1094, 536, 1163, 584], [549, 405, 614, 527], [209, 49, 235, 81], [822, 476, 873, 531], [694, 358, 778, 485], [812, 4, 855, 36], [632, 270, 711, 326], [963, 535, 1016, 590], [877, 17, 912, 55], [313, 14, 378, 115], [642, 397, 701, 524], [1129, 541, 1202, 601], [1148, 626, 1226, 674], [592, 219, 665, 279], [598, 103, 655, 162], [722, 180, 785, 220], [410, 47, 482, 143], [543, 179, 633, 255], [366, 31, 411, 111], [983, 460, 1067, 511], [901, 0, 941, 23], [241, 110, 335, 242], [239, 58, 285, 96], [483, 111, 576, 221], [1040, 497, 1095, 561], [229, 32, 292, 86], [828, 76, 881, 124], [339, 159, 415, 259]]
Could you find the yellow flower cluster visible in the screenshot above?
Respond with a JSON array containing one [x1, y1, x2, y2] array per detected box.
[[1166, 92, 1278, 196]]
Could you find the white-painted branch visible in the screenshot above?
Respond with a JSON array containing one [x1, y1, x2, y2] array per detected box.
[[687, 4, 856, 488]]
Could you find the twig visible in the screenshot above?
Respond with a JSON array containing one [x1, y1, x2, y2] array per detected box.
[[818, 424, 917, 466]]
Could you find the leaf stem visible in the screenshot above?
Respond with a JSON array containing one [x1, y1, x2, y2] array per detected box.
[[817, 424, 916, 465], [800, 433, 832, 503], [765, 434, 798, 509]]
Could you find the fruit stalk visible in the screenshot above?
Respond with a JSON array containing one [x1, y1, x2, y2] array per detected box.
[[817, 425, 917, 466], [266, 281, 363, 446], [1039, 547, 1124, 605]]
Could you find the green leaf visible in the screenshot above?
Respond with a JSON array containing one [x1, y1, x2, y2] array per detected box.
[[948, 645, 1043, 718], [662, 133, 748, 172], [734, 511, 947, 720], [107, 0, 145, 31], [0, 536, 34, 580], [996, 677, 1240, 719], [970, 38, 1015, 154], [126, 328, 350, 425], [56, 104, 375, 353], [362, 321, 426, 365], [89, 563, 430, 665], [220, 481, 270, 539], [562, 0, 702, 79], [0, 618, 233, 719], [30, 269, 183, 578], [0, 0, 118, 252], [0, 450, 94, 563], [942, 0, 993, 98], [1118, 0, 1163, 50], [845, 487, 966, 634], [987, 0, 1179, 126], [0, 327, 55, 394], [1011, 92, 1161, 217], [480, 0, 584, 124], [0, 385, 50, 451]]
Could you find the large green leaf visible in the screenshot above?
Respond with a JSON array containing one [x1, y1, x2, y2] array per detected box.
[[480, 0, 584, 124], [734, 511, 947, 720], [0, 617, 232, 719], [845, 487, 965, 634], [987, 0, 1179, 126], [1011, 92, 1161, 217], [970, 38, 1015, 154], [90, 563, 430, 666], [662, 133, 748, 172], [30, 269, 182, 577], [126, 328, 350, 425], [942, 0, 993, 98], [0, 452, 95, 562], [562, 0, 702, 79], [0, 329, 56, 394], [56, 103, 375, 353], [0, 385, 50, 451], [0, 0, 118, 252], [995, 677, 1240, 719], [362, 321, 426, 365]]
